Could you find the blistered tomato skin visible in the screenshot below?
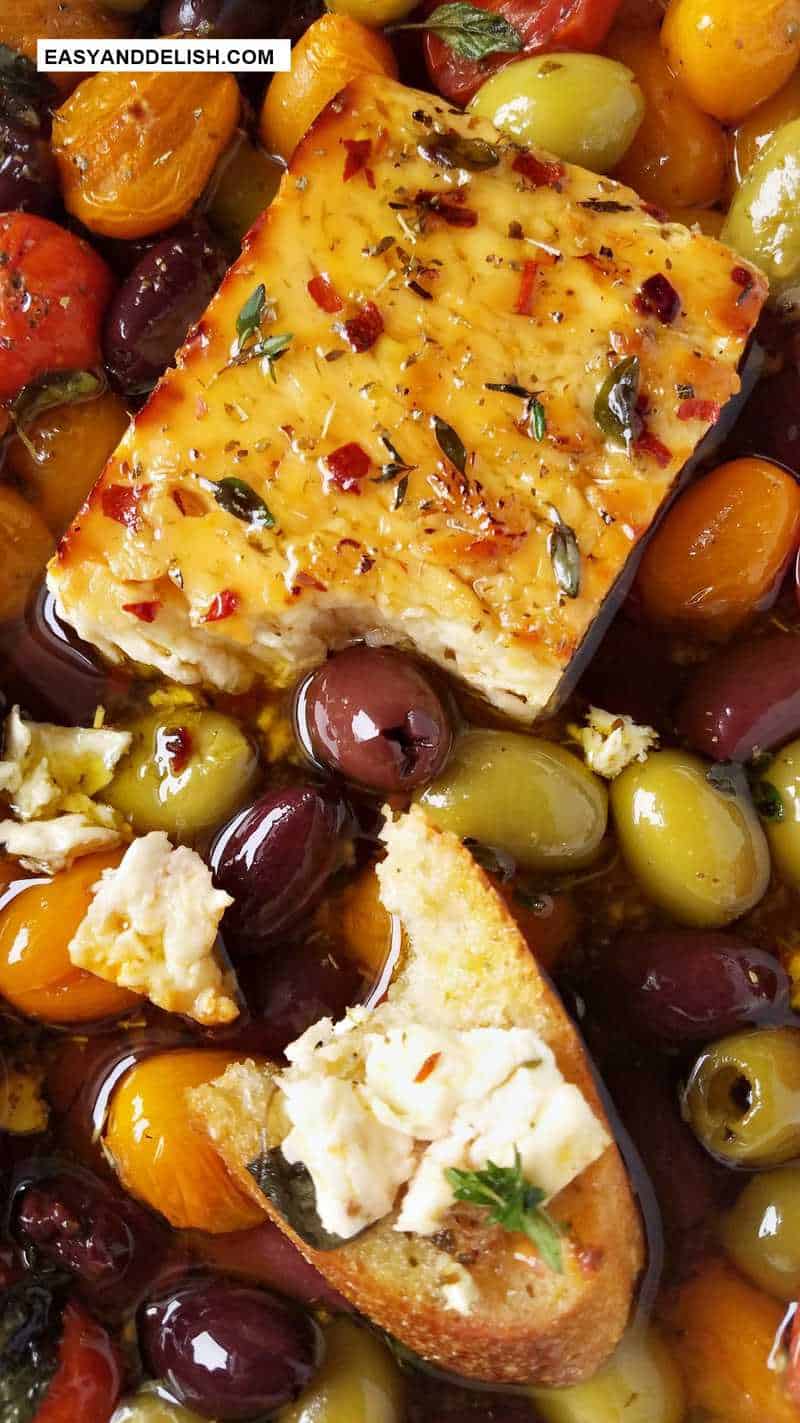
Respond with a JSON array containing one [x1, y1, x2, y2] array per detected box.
[[684, 1027, 800, 1168], [601, 930, 790, 1044], [677, 632, 800, 762], [661, 0, 800, 123], [103, 222, 228, 397], [298, 646, 453, 794], [610, 750, 771, 928], [721, 1166, 800, 1300], [210, 786, 352, 949], [35, 1297, 123, 1423], [635, 458, 800, 638], [139, 1276, 322, 1420]]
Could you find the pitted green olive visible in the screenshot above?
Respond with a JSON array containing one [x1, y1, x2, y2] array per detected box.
[[721, 1166, 800, 1300], [110, 1383, 207, 1422], [206, 135, 283, 250], [610, 750, 770, 927], [101, 707, 259, 843], [278, 1317, 403, 1423], [722, 117, 800, 301], [417, 730, 608, 872], [761, 738, 800, 888], [684, 1027, 800, 1168], [469, 54, 645, 173], [530, 1327, 685, 1423]]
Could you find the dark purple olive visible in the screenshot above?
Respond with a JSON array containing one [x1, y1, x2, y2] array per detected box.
[[576, 614, 685, 734], [677, 630, 800, 762], [0, 120, 59, 214], [13, 1165, 167, 1315], [210, 785, 352, 949], [139, 1276, 321, 1419], [103, 220, 227, 397], [160, 0, 322, 39], [731, 361, 800, 477], [0, 583, 129, 726], [297, 646, 453, 793], [406, 1370, 542, 1421], [602, 930, 789, 1045]]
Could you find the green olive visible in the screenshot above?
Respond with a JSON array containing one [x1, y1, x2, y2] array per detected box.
[[721, 1166, 800, 1301], [761, 738, 800, 888], [278, 1318, 404, 1423], [722, 117, 800, 302], [610, 750, 770, 927], [683, 1027, 800, 1168], [101, 707, 259, 843], [529, 1327, 685, 1423], [469, 54, 645, 173], [206, 135, 284, 250], [417, 730, 608, 872], [110, 1383, 206, 1422]]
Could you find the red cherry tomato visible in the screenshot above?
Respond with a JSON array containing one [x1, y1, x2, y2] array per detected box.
[[424, 0, 624, 105], [35, 1300, 122, 1423], [0, 213, 113, 402]]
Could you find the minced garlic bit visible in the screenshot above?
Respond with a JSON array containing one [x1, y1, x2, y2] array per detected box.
[[68, 831, 239, 1026], [570, 705, 658, 779], [0, 706, 131, 822]]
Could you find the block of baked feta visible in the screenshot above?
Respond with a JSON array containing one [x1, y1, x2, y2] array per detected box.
[[47, 75, 765, 722], [188, 806, 643, 1386]]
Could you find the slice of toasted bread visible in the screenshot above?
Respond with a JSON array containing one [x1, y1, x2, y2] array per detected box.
[[188, 807, 644, 1385]]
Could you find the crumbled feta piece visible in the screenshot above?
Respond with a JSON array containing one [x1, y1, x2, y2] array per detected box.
[[571, 705, 658, 779], [0, 813, 124, 873], [440, 1268, 480, 1317], [276, 1005, 609, 1242], [68, 831, 238, 1026], [0, 706, 131, 821]]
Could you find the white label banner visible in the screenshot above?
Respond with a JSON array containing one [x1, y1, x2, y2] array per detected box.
[[37, 37, 291, 73]]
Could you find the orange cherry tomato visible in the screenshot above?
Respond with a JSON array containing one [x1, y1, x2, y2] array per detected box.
[[35, 1299, 122, 1423], [635, 458, 800, 639], [6, 392, 129, 536], [607, 28, 727, 208], [0, 850, 140, 1025], [0, 1, 131, 95], [661, 0, 800, 124], [0, 214, 113, 403], [496, 887, 579, 973], [732, 68, 800, 184], [259, 14, 397, 160], [0, 485, 55, 623], [424, 0, 625, 106], [104, 1049, 267, 1232]]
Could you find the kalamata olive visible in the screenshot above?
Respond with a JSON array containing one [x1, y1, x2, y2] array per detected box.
[[602, 930, 790, 1045], [13, 1165, 166, 1315], [677, 631, 800, 762], [103, 221, 227, 397], [0, 583, 129, 726], [160, 0, 322, 39], [139, 1276, 321, 1419], [297, 646, 453, 793], [214, 936, 365, 1059], [576, 615, 685, 734], [209, 786, 352, 949], [0, 119, 59, 214]]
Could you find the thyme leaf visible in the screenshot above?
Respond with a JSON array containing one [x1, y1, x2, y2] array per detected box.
[[594, 356, 642, 451], [446, 1150, 563, 1272], [214, 476, 275, 529], [433, 414, 468, 475], [548, 513, 581, 599], [235, 282, 267, 350], [389, 3, 523, 62], [228, 331, 293, 381]]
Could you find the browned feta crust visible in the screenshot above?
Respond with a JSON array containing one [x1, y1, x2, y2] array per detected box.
[[48, 76, 765, 721]]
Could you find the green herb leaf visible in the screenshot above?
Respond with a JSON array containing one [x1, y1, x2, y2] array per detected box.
[[214, 476, 275, 529], [229, 331, 293, 381], [446, 1150, 563, 1272], [247, 1149, 348, 1251], [594, 355, 643, 451], [751, 779, 784, 822], [390, 3, 523, 62], [548, 514, 581, 599], [374, 434, 416, 483], [393, 474, 410, 509], [433, 414, 468, 475], [235, 282, 267, 350], [527, 395, 547, 441], [419, 128, 501, 171], [12, 370, 105, 458], [485, 382, 532, 399]]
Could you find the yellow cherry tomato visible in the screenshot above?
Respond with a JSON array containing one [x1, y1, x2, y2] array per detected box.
[[6, 392, 129, 536], [259, 14, 398, 161], [607, 28, 727, 208], [661, 0, 800, 123], [0, 485, 55, 622]]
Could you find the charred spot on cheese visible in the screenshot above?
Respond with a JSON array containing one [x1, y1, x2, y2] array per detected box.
[[634, 274, 681, 326], [48, 75, 766, 724]]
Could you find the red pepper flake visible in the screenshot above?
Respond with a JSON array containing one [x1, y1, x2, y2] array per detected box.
[[636, 431, 672, 468], [641, 201, 669, 222], [677, 398, 721, 424], [512, 151, 564, 189], [204, 588, 239, 622], [122, 600, 161, 623], [731, 265, 755, 304], [101, 483, 149, 529], [325, 442, 371, 493], [515, 259, 540, 316], [415, 1052, 441, 1083], [308, 274, 343, 314], [342, 301, 384, 353], [157, 724, 193, 775], [341, 138, 375, 189], [634, 273, 681, 325], [171, 488, 206, 517], [293, 570, 328, 592], [414, 190, 479, 228]]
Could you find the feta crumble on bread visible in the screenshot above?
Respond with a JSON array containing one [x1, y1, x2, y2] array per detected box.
[[275, 1005, 609, 1242], [68, 831, 238, 1026], [571, 706, 658, 779], [0, 706, 131, 821]]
